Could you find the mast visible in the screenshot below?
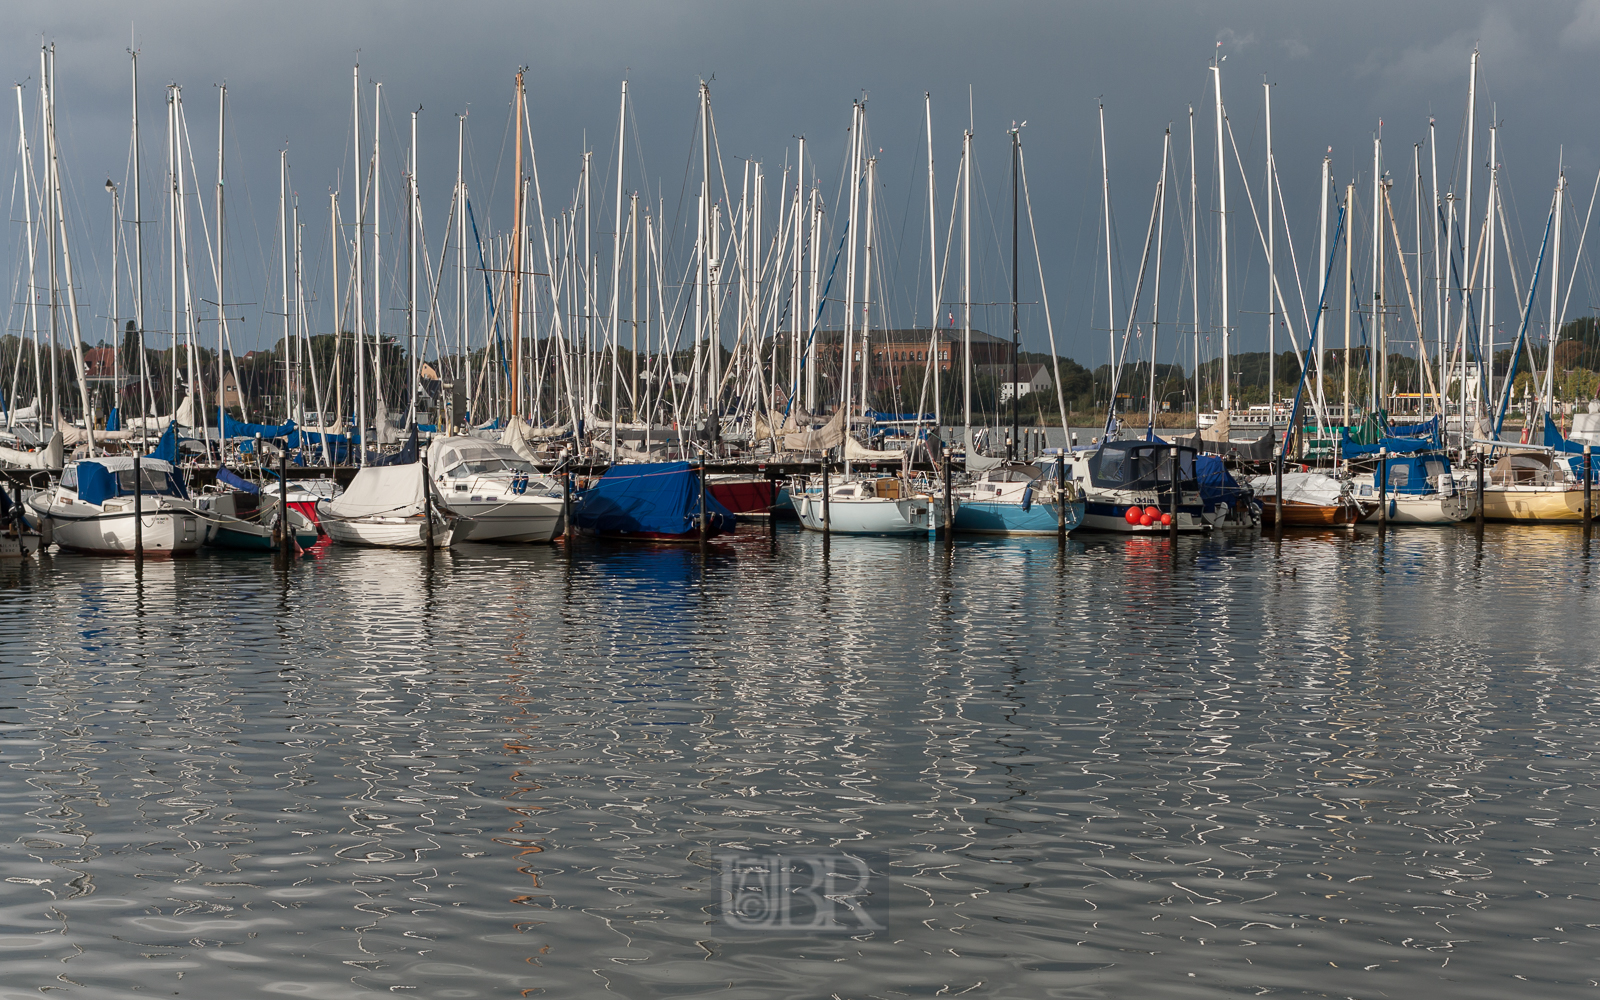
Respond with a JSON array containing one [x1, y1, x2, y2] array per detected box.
[[353, 64, 366, 463], [1544, 167, 1565, 417], [131, 48, 148, 441], [1098, 102, 1115, 416], [1265, 80, 1275, 419], [1464, 51, 1479, 417], [630, 192, 639, 420], [1485, 120, 1498, 417], [1372, 130, 1383, 415], [1148, 128, 1170, 433], [280, 148, 291, 424], [45, 46, 95, 453], [1213, 60, 1231, 412], [42, 48, 59, 432], [807, 181, 820, 413], [608, 80, 626, 461], [699, 81, 716, 447], [408, 108, 419, 427], [791, 136, 804, 414], [1010, 124, 1020, 459], [216, 84, 227, 429], [373, 81, 383, 430], [456, 112, 467, 431], [15, 85, 42, 435], [1430, 118, 1443, 422], [842, 100, 863, 472], [1189, 105, 1199, 418], [962, 127, 973, 450], [861, 153, 876, 429], [1316, 153, 1330, 427], [1344, 182, 1354, 430], [511, 70, 524, 420], [925, 95, 941, 440]]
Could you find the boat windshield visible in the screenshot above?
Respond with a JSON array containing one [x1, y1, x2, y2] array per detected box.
[[116, 468, 185, 495], [1088, 443, 1196, 488]]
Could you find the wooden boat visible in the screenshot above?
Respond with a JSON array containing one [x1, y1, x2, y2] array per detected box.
[[1251, 472, 1370, 527]]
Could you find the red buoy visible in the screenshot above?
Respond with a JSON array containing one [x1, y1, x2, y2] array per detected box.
[[1161, 513, 1173, 526], [1139, 514, 1154, 527], [1124, 507, 1141, 525], [1144, 506, 1161, 519]]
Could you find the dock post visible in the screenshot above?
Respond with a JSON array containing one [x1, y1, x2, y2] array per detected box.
[[1475, 458, 1486, 529], [1273, 441, 1284, 536], [1169, 447, 1179, 540], [422, 450, 435, 552], [821, 462, 831, 537], [1057, 452, 1067, 548], [1378, 447, 1388, 529], [698, 461, 708, 553], [132, 448, 144, 556], [944, 447, 954, 542], [764, 465, 776, 539], [1586, 445, 1593, 529], [279, 440, 292, 557], [563, 471, 574, 550]]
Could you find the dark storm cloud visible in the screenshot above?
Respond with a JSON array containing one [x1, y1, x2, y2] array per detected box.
[[5, 0, 1599, 367]]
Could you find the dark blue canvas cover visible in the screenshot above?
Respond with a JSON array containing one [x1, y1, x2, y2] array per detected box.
[[574, 462, 735, 537]]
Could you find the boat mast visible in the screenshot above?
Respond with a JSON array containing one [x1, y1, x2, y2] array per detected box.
[[131, 48, 148, 443], [1265, 80, 1275, 420], [842, 100, 863, 474], [925, 96, 940, 440], [1463, 50, 1478, 419], [608, 80, 626, 461], [1148, 128, 1170, 434], [1430, 118, 1443, 422], [1485, 120, 1498, 418], [1316, 153, 1330, 429], [861, 153, 876, 432], [1344, 183, 1354, 435], [961, 126, 973, 452], [408, 108, 419, 427], [1213, 60, 1231, 413], [373, 81, 384, 430], [1098, 102, 1115, 418], [1371, 129, 1383, 416], [353, 65, 366, 463], [46, 46, 95, 454], [14, 85, 42, 436], [216, 84, 227, 431], [456, 112, 467, 431], [42, 48, 59, 433], [1010, 123, 1020, 459], [1189, 105, 1199, 420], [1544, 167, 1565, 418], [511, 71, 523, 422], [280, 149, 291, 424]]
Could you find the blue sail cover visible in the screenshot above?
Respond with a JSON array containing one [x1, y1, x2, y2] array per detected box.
[[368, 426, 419, 467], [148, 421, 179, 464], [217, 467, 260, 493], [574, 462, 735, 539], [105, 408, 121, 432], [1195, 455, 1250, 512], [222, 412, 296, 441]]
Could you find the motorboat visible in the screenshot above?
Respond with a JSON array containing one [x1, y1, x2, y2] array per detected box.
[[26, 456, 203, 556], [320, 461, 454, 549], [789, 474, 940, 536], [200, 486, 321, 552], [1062, 440, 1209, 533], [952, 462, 1084, 535], [429, 436, 564, 543], [259, 478, 342, 535]]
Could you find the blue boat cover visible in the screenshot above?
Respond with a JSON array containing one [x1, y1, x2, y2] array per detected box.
[[368, 426, 419, 467], [1543, 413, 1588, 454], [76, 457, 187, 506], [105, 407, 120, 432], [1195, 454, 1250, 511], [222, 411, 296, 440], [148, 421, 179, 464], [217, 467, 259, 493], [574, 461, 735, 537]]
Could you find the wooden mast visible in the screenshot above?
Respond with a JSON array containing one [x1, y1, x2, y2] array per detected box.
[[511, 70, 525, 420]]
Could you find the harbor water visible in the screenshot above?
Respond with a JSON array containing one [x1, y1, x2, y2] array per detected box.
[[0, 523, 1595, 998]]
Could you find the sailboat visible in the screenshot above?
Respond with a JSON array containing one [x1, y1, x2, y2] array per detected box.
[[321, 459, 454, 549]]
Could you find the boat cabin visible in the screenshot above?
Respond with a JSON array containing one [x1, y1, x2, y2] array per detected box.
[[58, 457, 187, 510], [1086, 442, 1198, 492]]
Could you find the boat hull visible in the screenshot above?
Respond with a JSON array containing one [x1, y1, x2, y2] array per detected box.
[[953, 499, 1085, 535], [1078, 499, 1209, 534], [1259, 498, 1365, 527], [1481, 487, 1586, 523], [40, 507, 203, 557], [708, 478, 775, 519], [323, 517, 454, 549], [1358, 492, 1474, 525], [450, 496, 564, 543], [791, 494, 936, 535]]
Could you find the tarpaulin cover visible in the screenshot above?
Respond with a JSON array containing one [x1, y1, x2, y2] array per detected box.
[[1390, 416, 1440, 440], [573, 461, 735, 538], [1195, 454, 1250, 511], [105, 408, 120, 432], [222, 412, 296, 440], [368, 426, 419, 467], [1544, 413, 1588, 454], [73, 456, 185, 506], [148, 422, 179, 464], [1339, 434, 1440, 457], [217, 467, 259, 494]]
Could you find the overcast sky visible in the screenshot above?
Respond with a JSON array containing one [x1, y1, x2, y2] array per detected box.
[[7, 0, 1600, 373]]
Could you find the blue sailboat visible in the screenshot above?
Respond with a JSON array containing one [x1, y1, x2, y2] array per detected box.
[[952, 462, 1084, 535]]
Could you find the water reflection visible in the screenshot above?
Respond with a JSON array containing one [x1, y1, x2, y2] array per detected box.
[[0, 525, 1595, 997]]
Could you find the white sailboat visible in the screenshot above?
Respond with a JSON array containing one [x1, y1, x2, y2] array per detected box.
[[321, 461, 453, 549]]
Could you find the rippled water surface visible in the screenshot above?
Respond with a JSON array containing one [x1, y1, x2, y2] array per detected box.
[[1, 523, 1597, 999]]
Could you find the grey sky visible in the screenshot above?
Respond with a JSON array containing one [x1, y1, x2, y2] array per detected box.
[[7, 0, 1599, 375]]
